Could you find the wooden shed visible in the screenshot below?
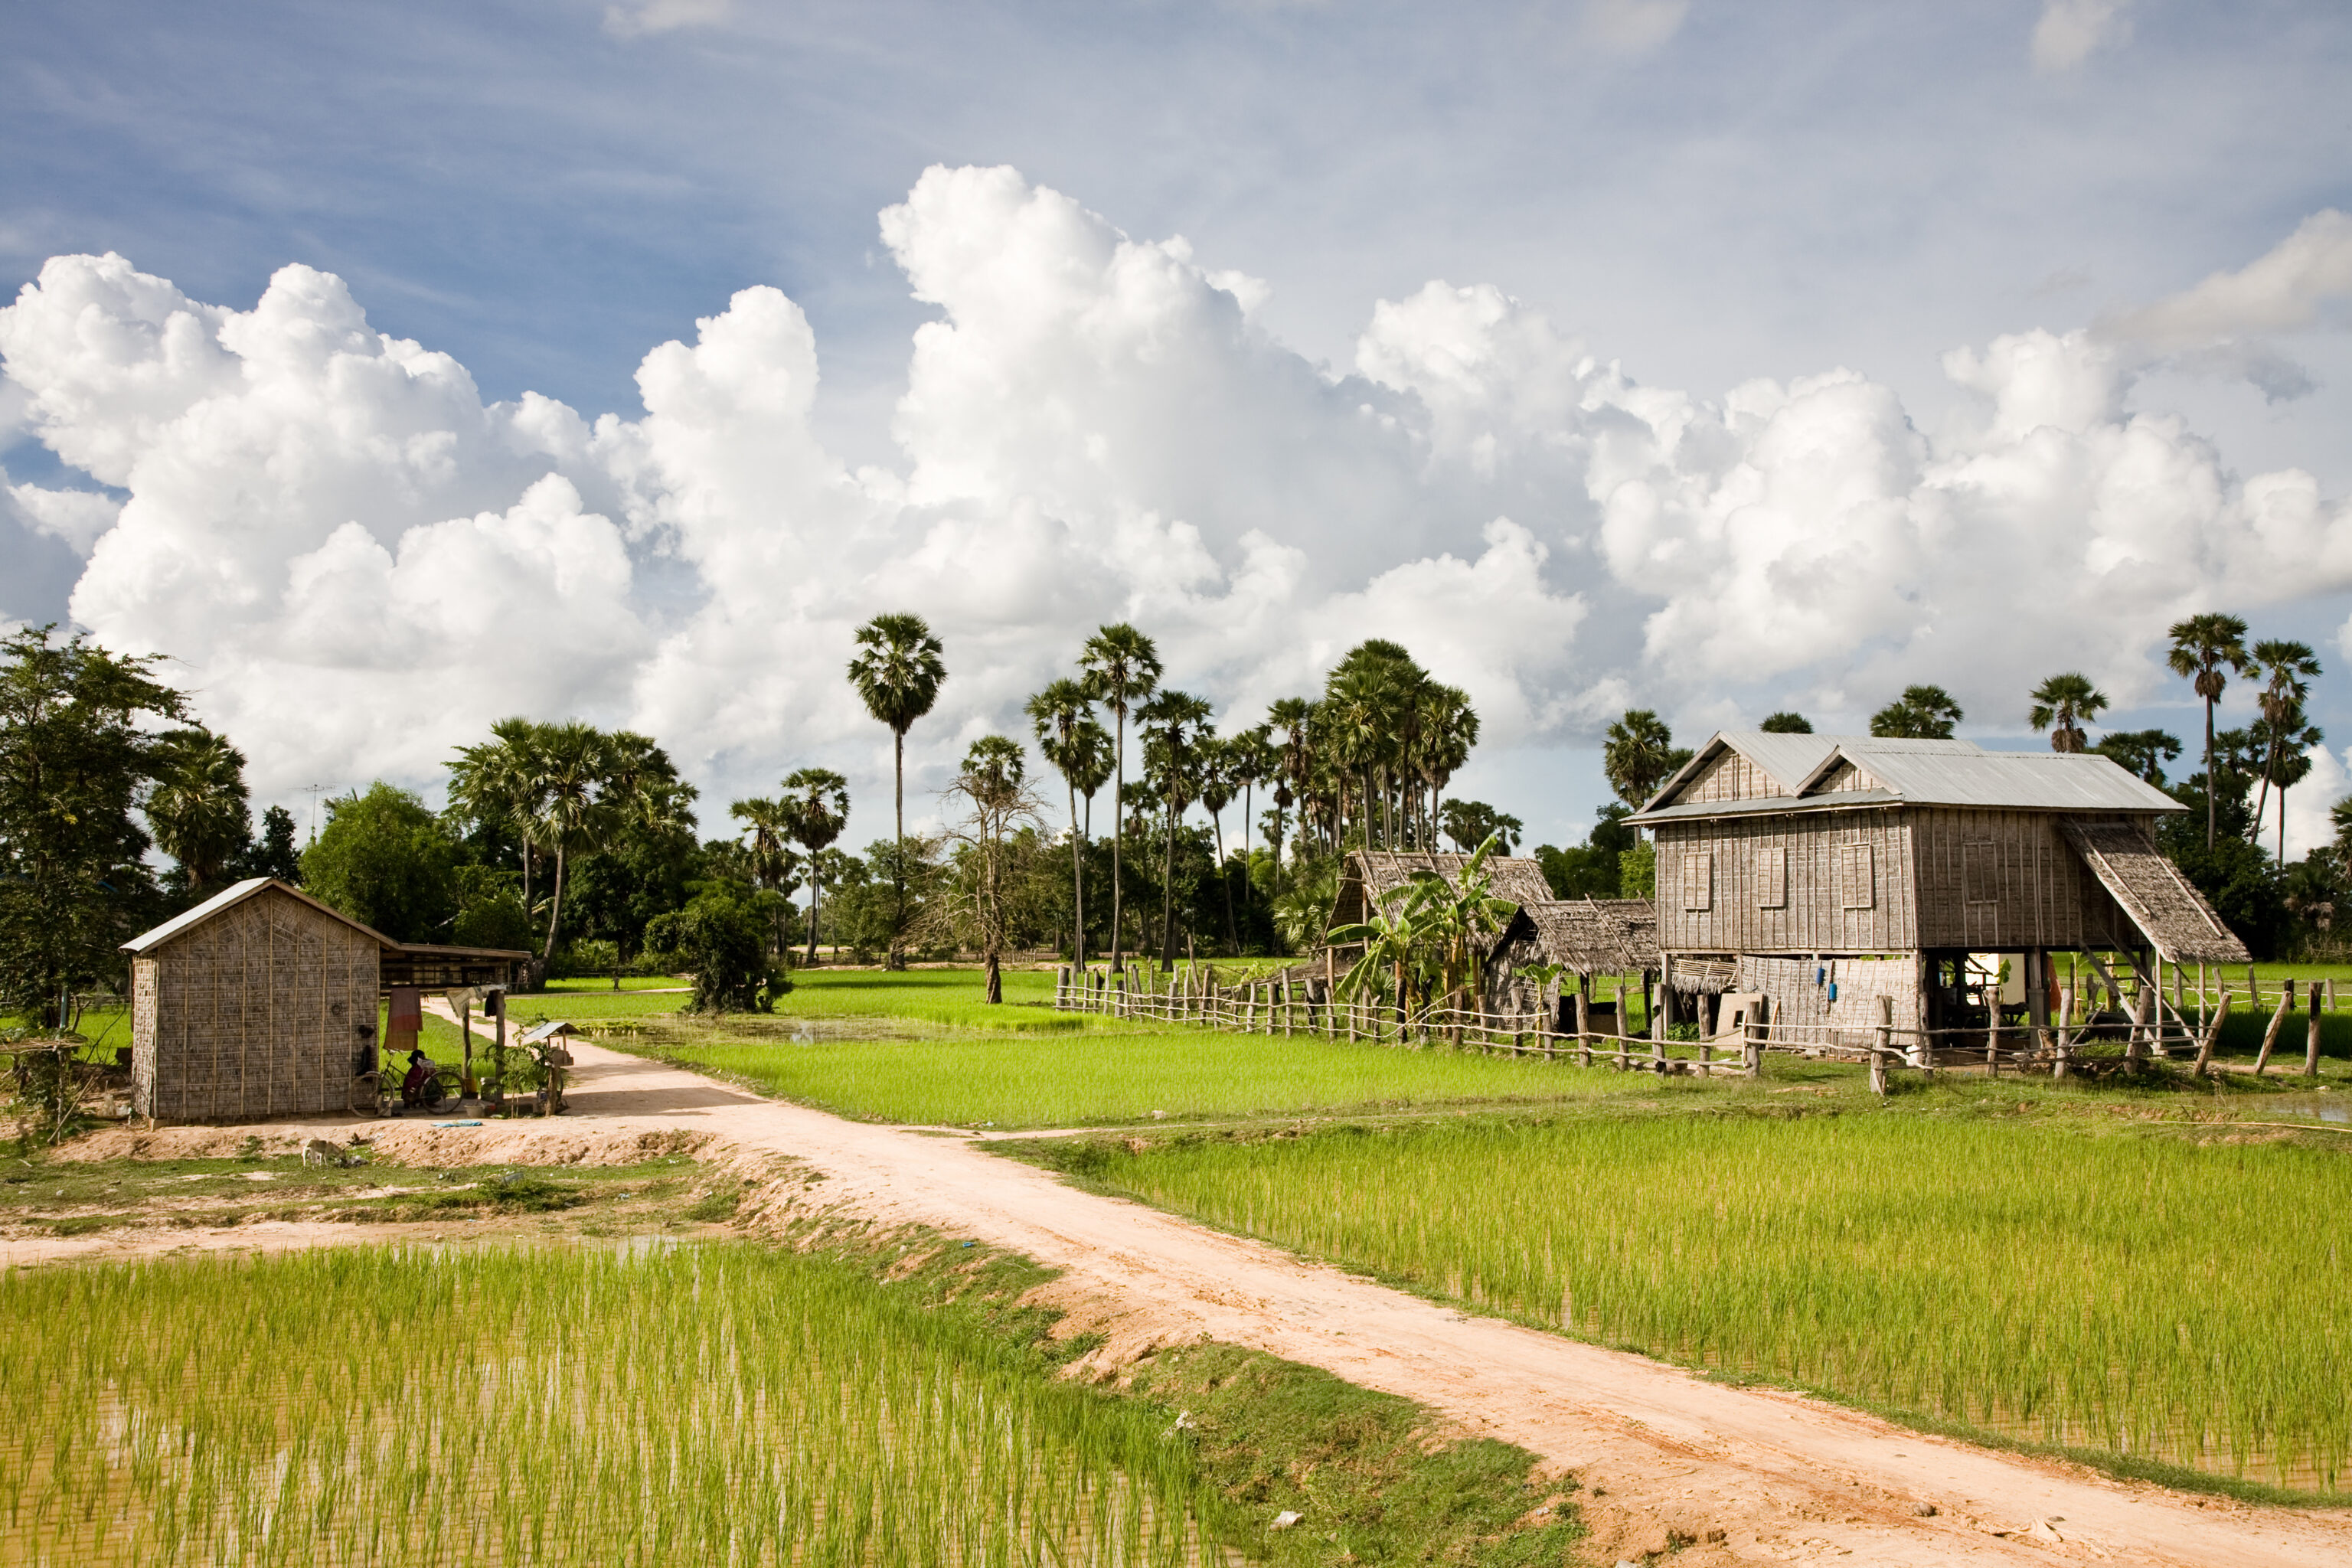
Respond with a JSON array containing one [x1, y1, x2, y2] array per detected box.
[[121, 878, 531, 1122], [1625, 732, 2249, 1040]]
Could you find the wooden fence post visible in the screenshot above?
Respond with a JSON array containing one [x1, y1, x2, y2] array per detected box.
[[1743, 1018, 1762, 1079], [1870, 1021, 1890, 1096], [1573, 992, 1592, 1069]]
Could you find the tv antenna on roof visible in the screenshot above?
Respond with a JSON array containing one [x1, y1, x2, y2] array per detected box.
[[305, 784, 327, 844]]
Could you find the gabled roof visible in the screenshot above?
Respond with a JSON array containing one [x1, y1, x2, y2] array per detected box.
[[1510, 897, 1656, 975], [1632, 733, 2178, 823], [121, 877, 396, 955]]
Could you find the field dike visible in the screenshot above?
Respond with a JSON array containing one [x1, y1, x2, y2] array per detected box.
[[720, 1143, 1593, 1566]]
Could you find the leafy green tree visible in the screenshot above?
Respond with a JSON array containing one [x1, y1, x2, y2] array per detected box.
[[933, 737, 1039, 1002], [848, 612, 947, 967], [2092, 729, 2181, 786], [1869, 684, 1964, 740], [781, 769, 850, 964], [1619, 841, 1657, 900], [300, 782, 457, 942], [645, 887, 786, 1013], [1329, 833, 1517, 1017], [1758, 711, 1812, 733], [1078, 623, 1161, 969], [1535, 805, 1634, 900], [147, 727, 252, 900], [0, 626, 185, 1027], [2167, 612, 2253, 849], [2027, 673, 2107, 753], [240, 805, 302, 883], [452, 867, 534, 952], [1440, 799, 1523, 854]]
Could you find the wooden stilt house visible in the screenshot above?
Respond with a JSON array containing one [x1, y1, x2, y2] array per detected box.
[[1624, 733, 2249, 1045], [122, 878, 529, 1122]]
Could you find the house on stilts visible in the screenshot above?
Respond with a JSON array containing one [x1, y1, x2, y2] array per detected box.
[[1622, 731, 2248, 1047]]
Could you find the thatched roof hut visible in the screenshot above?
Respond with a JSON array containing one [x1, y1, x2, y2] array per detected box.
[[1482, 897, 1658, 1017], [1328, 849, 1556, 936]]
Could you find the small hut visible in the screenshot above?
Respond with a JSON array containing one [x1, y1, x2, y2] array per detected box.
[[1328, 849, 1556, 931], [122, 878, 530, 1122], [1482, 897, 1658, 1024]]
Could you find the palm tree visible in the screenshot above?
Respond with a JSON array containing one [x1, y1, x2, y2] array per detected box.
[[528, 721, 628, 962], [2167, 613, 2253, 848], [147, 727, 251, 897], [1138, 689, 1213, 968], [1325, 665, 1402, 850], [2248, 639, 2322, 848], [2268, 724, 2322, 864], [449, 717, 550, 915], [1026, 678, 1099, 964], [1197, 732, 1241, 952], [729, 796, 799, 955], [2027, 673, 2109, 753], [1077, 623, 1161, 969], [1759, 711, 1812, 733], [781, 769, 850, 963], [848, 612, 947, 968], [1869, 684, 1965, 739], [1266, 697, 1314, 893], [1413, 684, 1478, 849], [1602, 710, 1681, 812]]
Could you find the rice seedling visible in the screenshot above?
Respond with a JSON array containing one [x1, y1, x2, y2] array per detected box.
[[1091, 1116, 2352, 1491], [0, 1242, 1245, 1566]]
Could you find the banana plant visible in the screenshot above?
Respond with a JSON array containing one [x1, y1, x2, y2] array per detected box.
[[1328, 832, 1519, 1018]]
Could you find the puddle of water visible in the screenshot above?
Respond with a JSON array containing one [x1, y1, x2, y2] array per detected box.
[[2269, 1099, 2350, 1124]]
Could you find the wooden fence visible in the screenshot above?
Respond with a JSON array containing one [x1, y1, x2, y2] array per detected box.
[[1053, 962, 2329, 1087]]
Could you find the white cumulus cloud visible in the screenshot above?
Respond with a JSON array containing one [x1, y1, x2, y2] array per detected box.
[[3, 168, 2350, 846], [2033, 0, 2134, 73]]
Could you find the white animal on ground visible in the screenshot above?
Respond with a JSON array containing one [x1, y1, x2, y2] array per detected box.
[[302, 1138, 344, 1168]]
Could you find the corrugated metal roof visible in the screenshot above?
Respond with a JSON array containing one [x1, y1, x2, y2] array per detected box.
[[1631, 789, 1905, 825], [1644, 731, 1978, 812], [1801, 743, 2180, 812], [121, 877, 397, 955]]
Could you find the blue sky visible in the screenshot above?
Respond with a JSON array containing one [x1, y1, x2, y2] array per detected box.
[[5, 1, 2351, 851]]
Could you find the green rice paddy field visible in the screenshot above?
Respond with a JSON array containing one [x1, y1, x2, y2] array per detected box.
[[0, 1243, 1244, 1567], [1075, 1112, 2352, 1494]]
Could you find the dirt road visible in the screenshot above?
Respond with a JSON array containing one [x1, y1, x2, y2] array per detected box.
[[51, 1031, 2352, 1566]]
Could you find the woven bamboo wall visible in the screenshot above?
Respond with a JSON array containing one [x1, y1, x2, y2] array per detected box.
[[132, 887, 381, 1121], [1682, 750, 1785, 802], [1738, 953, 1922, 1033], [1909, 809, 2148, 951], [1655, 810, 1917, 954]]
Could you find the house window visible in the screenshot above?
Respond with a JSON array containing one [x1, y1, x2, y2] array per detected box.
[[1757, 845, 1787, 908], [1837, 844, 1876, 910], [1962, 841, 1998, 904], [1681, 851, 1713, 911]]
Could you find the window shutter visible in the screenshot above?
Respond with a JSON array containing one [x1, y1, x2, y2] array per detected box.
[[1757, 845, 1787, 908], [1681, 851, 1713, 911], [1838, 844, 1876, 910]]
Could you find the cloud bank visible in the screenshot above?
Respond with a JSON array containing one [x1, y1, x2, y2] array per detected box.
[[3, 166, 2349, 848]]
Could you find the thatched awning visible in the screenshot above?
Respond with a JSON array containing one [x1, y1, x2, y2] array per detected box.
[[1514, 897, 1655, 975], [2060, 821, 2251, 965]]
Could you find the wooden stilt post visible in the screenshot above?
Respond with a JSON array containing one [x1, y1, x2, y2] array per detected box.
[[2305, 982, 2323, 1080], [2254, 982, 2294, 1075]]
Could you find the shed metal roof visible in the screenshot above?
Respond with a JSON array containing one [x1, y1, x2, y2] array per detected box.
[[1632, 733, 2178, 823]]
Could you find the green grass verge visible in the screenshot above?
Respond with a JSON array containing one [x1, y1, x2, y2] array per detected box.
[[1048, 1105, 2352, 1496]]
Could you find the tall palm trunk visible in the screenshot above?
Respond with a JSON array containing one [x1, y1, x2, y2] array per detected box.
[[1110, 714, 1125, 972], [806, 863, 822, 965], [2203, 693, 2217, 849], [544, 844, 567, 960], [1160, 800, 1179, 970], [890, 729, 907, 968], [1067, 779, 1085, 965], [1211, 805, 1238, 953]]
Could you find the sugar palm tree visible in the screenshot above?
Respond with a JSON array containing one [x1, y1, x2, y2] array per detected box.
[[448, 717, 551, 914], [147, 727, 251, 897], [2167, 612, 2253, 849], [1413, 684, 1477, 848], [1602, 710, 1680, 812], [1077, 623, 1161, 969], [848, 612, 947, 968], [1026, 677, 1099, 964], [530, 721, 626, 962], [1869, 684, 1964, 740], [1266, 697, 1314, 893], [2248, 639, 2322, 848], [1197, 731, 1242, 952], [2027, 673, 2109, 753], [781, 768, 850, 963], [729, 795, 800, 956], [2092, 728, 2182, 786], [1138, 689, 1213, 968]]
